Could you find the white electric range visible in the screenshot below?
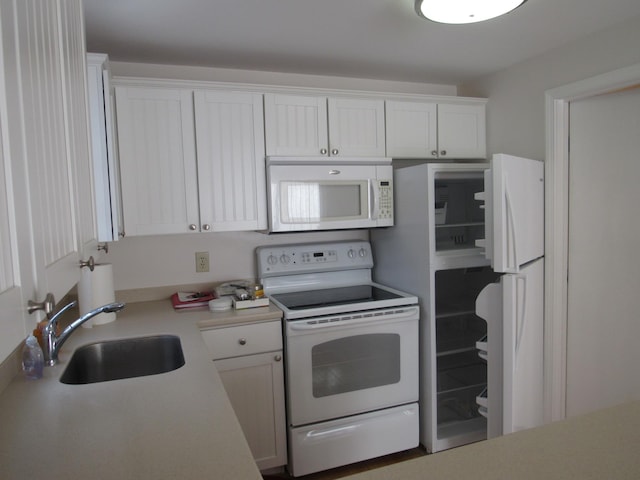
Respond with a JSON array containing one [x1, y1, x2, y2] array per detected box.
[[257, 240, 420, 477]]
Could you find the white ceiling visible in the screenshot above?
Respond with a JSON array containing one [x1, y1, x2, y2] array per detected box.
[[84, 0, 640, 85]]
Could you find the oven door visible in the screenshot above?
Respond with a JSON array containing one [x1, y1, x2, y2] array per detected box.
[[285, 306, 419, 426]]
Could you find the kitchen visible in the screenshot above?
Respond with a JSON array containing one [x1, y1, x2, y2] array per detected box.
[[2, 1, 640, 478]]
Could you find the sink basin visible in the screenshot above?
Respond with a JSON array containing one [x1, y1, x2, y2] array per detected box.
[[60, 335, 185, 385]]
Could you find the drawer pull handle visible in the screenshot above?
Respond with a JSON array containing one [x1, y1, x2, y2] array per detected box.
[[274, 354, 282, 362], [238, 338, 247, 345]]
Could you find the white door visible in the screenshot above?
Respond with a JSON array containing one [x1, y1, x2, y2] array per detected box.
[[385, 100, 438, 158], [487, 154, 544, 273], [476, 258, 544, 436], [285, 314, 419, 426], [0, 99, 29, 359], [215, 351, 287, 470], [264, 93, 328, 156], [566, 87, 640, 416], [116, 86, 200, 235], [194, 90, 267, 231], [328, 98, 386, 157], [15, 0, 82, 303], [437, 104, 486, 159]]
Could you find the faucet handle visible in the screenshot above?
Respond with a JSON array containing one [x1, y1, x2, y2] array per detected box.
[[28, 293, 55, 317], [45, 300, 78, 331]]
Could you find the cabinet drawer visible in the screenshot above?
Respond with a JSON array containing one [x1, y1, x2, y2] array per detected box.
[[201, 321, 282, 360]]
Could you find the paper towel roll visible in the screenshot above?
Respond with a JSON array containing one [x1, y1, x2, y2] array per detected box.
[[78, 263, 117, 328]]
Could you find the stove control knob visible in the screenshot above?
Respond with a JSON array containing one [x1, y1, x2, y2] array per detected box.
[[359, 248, 368, 258], [348, 249, 356, 259], [267, 255, 278, 265], [280, 254, 291, 264]]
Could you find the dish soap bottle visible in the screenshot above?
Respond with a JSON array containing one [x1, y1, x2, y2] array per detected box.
[[22, 334, 44, 380]]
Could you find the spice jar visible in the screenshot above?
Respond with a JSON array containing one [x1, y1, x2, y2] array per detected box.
[[252, 283, 264, 299]]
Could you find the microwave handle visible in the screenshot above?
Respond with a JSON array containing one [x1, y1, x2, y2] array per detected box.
[[370, 180, 379, 220]]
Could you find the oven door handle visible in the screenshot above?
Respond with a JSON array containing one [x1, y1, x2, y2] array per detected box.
[[287, 308, 418, 331]]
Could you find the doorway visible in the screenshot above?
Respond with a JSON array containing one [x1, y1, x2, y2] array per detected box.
[[545, 64, 640, 421], [566, 87, 640, 416]]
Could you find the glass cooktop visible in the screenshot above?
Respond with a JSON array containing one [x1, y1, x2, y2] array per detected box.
[[270, 285, 403, 311]]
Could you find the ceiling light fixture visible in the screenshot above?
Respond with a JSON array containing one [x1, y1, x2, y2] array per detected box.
[[415, 0, 527, 24]]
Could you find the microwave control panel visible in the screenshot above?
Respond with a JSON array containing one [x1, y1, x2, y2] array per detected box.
[[377, 180, 393, 220]]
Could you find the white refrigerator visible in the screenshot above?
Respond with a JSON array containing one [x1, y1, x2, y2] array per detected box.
[[371, 154, 544, 453]]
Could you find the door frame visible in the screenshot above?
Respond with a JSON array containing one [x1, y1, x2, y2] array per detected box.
[[544, 63, 640, 422]]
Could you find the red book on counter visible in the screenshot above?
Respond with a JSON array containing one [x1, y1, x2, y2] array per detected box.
[[171, 291, 216, 309]]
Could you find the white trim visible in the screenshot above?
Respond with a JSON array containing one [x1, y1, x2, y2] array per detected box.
[[112, 75, 488, 105], [544, 63, 640, 422]]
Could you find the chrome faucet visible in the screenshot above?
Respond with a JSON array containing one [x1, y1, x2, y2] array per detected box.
[[43, 300, 126, 366]]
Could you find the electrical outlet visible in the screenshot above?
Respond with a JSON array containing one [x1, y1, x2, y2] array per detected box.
[[195, 252, 209, 273]]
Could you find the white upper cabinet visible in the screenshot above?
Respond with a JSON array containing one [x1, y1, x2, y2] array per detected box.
[[264, 93, 386, 157], [194, 90, 267, 231], [437, 103, 486, 159], [386, 100, 486, 159], [12, 0, 90, 304], [0, 0, 93, 362], [115, 85, 267, 236], [116, 86, 200, 236], [60, 0, 100, 262]]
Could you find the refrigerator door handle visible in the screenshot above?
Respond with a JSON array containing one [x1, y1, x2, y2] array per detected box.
[[514, 274, 527, 363], [504, 176, 519, 273]]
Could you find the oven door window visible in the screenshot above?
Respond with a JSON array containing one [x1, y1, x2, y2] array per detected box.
[[312, 333, 400, 398]]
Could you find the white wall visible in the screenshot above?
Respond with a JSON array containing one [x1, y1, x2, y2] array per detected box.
[[107, 230, 368, 291], [459, 14, 640, 160]]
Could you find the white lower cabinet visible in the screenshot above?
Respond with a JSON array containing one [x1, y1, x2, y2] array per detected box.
[[201, 321, 287, 471]]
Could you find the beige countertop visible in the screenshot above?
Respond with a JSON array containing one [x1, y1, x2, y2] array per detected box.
[[0, 300, 282, 480], [343, 400, 640, 480]]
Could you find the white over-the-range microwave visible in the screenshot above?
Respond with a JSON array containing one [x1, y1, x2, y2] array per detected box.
[[266, 156, 394, 233]]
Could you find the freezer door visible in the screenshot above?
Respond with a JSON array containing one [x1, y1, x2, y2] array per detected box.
[[502, 258, 544, 434], [482, 154, 544, 273]]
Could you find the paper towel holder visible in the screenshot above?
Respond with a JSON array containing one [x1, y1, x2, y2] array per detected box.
[[79, 256, 95, 272]]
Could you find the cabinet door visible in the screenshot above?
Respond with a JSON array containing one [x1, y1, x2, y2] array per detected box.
[[385, 100, 438, 158], [264, 93, 328, 156], [116, 86, 200, 236], [194, 90, 266, 231], [60, 0, 99, 260], [87, 53, 123, 242], [215, 351, 287, 470], [0, 96, 29, 360], [14, 0, 82, 303], [328, 97, 386, 157], [437, 104, 486, 159]]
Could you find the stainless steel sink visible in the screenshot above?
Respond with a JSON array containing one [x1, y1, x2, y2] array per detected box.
[[60, 335, 185, 385]]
